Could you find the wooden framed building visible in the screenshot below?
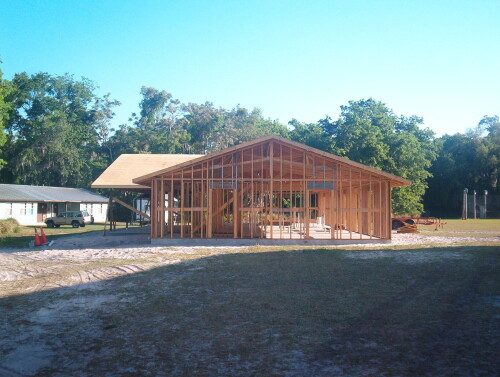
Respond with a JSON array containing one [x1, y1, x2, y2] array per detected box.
[[130, 136, 411, 243]]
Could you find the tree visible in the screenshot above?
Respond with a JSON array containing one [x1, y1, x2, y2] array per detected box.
[[109, 87, 190, 157], [181, 101, 226, 153], [93, 93, 121, 162], [316, 99, 436, 215], [182, 104, 288, 154], [0, 62, 14, 170], [424, 115, 499, 217], [289, 118, 330, 151], [3, 72, 112, 187], [479, 115, 499, 191]]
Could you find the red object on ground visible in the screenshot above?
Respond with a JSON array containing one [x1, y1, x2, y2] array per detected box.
[[40, 227, 48, 244], [34, 228, 42, 246]]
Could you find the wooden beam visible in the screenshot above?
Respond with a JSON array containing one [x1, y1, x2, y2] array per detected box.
[[110, 196, 150, 219]]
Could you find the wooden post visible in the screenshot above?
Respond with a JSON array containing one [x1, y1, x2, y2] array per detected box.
[[208, 159, 213, 238], [201, 163, 204, 239], [251, 147, 254, 239], [338, 167, 342, 240], [270, 141, 274, 239], [170, 175, 174, 238], [233, 152, 238, 239], [279, 143, 283, 239], [349, 168, 352, 239], [151, 180, 156, 238], [240, 151, 244, 238], [261, 143, 264, 239], [180, 170, 184, 238], [359, 170, 363, 240], [331, 164, 335, 240], [191, 166, 194, 239], [160, 178, 164, 238], [369, 175, 372, 240], [388, 181, 392, 240], [378, 179, 382, 239], [290, 146, 293, 240], [303, 151, 306, 240]]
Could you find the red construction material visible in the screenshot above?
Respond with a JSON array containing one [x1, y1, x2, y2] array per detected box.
[[40, 227, 48, 244], [34, 228, 42, 246]]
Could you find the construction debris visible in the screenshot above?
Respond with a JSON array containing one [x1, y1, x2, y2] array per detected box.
[[397, 222, 420, 234]]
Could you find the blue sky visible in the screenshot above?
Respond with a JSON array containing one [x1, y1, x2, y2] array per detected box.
[[1, 0, 499, 136]]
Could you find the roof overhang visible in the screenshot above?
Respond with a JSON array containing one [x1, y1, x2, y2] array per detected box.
[[91, 153, 204, 191]]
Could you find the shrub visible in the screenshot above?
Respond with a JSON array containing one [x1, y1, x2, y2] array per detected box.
[[0, 218, 21, 235]]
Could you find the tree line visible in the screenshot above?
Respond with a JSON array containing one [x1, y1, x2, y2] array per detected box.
[[0, 69, 498, 217]]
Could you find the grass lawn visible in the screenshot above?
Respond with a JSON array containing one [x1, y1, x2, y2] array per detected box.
[[0, 222, 138, 248], [436, 218, 500, 232], [1, 245, 498, 376], [418, 218, 500, 238]]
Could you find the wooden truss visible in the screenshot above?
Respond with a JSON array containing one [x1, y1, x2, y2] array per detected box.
[[140, 138, 401, 241]]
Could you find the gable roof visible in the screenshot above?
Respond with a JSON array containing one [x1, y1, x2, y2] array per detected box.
[[0, 184, 109, 203], [132, 135, 412, 187], [91, 153, 204, 190]]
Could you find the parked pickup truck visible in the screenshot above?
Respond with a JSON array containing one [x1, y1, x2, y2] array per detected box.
[[45, 210, 92, 228]]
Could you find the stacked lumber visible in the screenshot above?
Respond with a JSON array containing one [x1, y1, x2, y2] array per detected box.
[[397, 222, 420, 233]]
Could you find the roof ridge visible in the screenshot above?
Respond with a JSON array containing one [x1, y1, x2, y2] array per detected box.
[[132, 135, 411, 186]]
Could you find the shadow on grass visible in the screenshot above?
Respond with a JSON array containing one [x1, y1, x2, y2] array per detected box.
[[1, 246, 498, 376]]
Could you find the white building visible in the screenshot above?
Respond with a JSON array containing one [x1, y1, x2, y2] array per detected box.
[[0, 184, 109, 225]]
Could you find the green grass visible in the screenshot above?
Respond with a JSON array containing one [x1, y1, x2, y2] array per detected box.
[[417, 218, 500, 238], [0, 222, 139, 248], [437, 218, 500, 232]]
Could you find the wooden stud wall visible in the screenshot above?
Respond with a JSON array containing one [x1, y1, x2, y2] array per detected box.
[[148, 140, 394, 241]]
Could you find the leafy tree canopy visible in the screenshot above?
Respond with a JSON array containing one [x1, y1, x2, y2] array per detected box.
[[424, 115, 499, 216], [0, 62, 15, 169], [1, 64, 496, 219], [1, 72, 118, 187], [295, 99, 437, 215]]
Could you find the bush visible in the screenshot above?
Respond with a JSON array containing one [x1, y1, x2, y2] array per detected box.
[[0, 218, 21, 235]]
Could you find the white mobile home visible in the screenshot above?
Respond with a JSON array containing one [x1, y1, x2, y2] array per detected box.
[[0, 184, 109, 225]]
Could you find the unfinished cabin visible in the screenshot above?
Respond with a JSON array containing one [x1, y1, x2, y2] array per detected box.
[[93, 135, 411, 244]]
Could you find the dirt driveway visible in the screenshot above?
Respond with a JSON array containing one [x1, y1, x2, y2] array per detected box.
[[0, 230, 498, 376]]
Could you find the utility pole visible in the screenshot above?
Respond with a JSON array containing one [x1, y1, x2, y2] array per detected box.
[[484, 190, 488, 219], [473, 190, 477, 219], [462, 188, 468, 220]]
